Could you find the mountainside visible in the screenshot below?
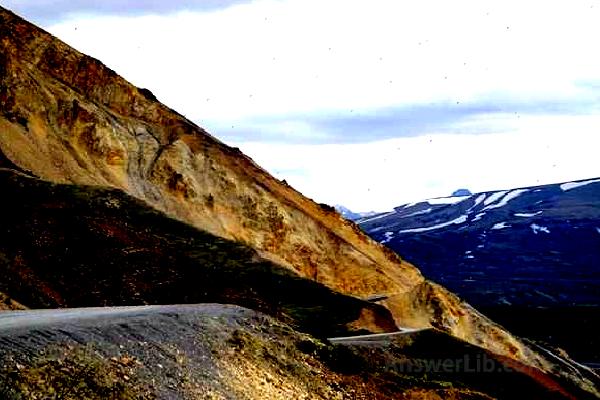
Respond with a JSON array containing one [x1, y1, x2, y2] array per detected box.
[[357, 178, 600, 308], [1, 6, 599, 398], [358, 179, 600, 366], [0, 5, 420, 309], [0, 6, 424, 300], [0, 169, 397, 337]]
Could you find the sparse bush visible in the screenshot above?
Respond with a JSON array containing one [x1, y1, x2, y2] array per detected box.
[[318, 203, 336, 213]]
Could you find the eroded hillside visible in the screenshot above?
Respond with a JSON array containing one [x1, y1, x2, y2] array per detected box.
[[0, 7, 421, 300], [0, 169, 400, 336]]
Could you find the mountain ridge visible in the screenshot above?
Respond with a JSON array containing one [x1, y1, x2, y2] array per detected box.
[[358, 177, 600, 307], [358, 178, 600, 367]]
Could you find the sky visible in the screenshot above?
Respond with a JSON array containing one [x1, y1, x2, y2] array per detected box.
[[4, 0, 600, 211]]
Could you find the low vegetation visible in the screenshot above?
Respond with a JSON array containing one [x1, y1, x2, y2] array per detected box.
[[0, 345, 153, 400]]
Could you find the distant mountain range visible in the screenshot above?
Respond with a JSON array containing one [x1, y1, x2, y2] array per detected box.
[[357, 178, 600, 308], [333, 205, 378, 221]]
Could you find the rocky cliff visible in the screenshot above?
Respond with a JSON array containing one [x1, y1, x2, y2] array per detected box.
[[0, 6, 598, 398]]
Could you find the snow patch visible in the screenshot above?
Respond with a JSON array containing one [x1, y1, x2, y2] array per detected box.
[[531, 223, 551, 234], [482, 189, 528, 211], [498, 297, 512, 306], [560, 178, 600, 192], [402, 208, 433, 218], [399, 215, 468, 233], [357, 211, 379, 219], [427, 195, 471, 205], [534, 290, 556, 302], [381, 231, 394, 244], [483, 191, 508, 206], [491, 222, 509, 230], [402, 202, 419, 208], [467, 194, 486, 212], [472, 212, 486, 222], [359, 210, 396, 224], [514, 211, 543, 218]]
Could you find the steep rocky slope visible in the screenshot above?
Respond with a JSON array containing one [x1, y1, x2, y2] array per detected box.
[[0, 169, 397, 337], [0, 6, 598, 397], [0, 6, 420, 300]]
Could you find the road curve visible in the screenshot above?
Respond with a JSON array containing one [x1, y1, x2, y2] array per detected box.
[[0, 304, 236, 333], [328, 327, 430, 345], [0, 305, 432, 346]]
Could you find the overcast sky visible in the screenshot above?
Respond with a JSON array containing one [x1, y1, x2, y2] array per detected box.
[[4, 0, 600, 210]]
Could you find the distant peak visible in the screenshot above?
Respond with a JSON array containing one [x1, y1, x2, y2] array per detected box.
[[452, 188, 472, 197]]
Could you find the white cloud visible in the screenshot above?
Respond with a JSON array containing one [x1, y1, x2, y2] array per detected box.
[[234, 114, 600, 210], [38, 1, 600, 210], [46, 0, 600, 121]]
